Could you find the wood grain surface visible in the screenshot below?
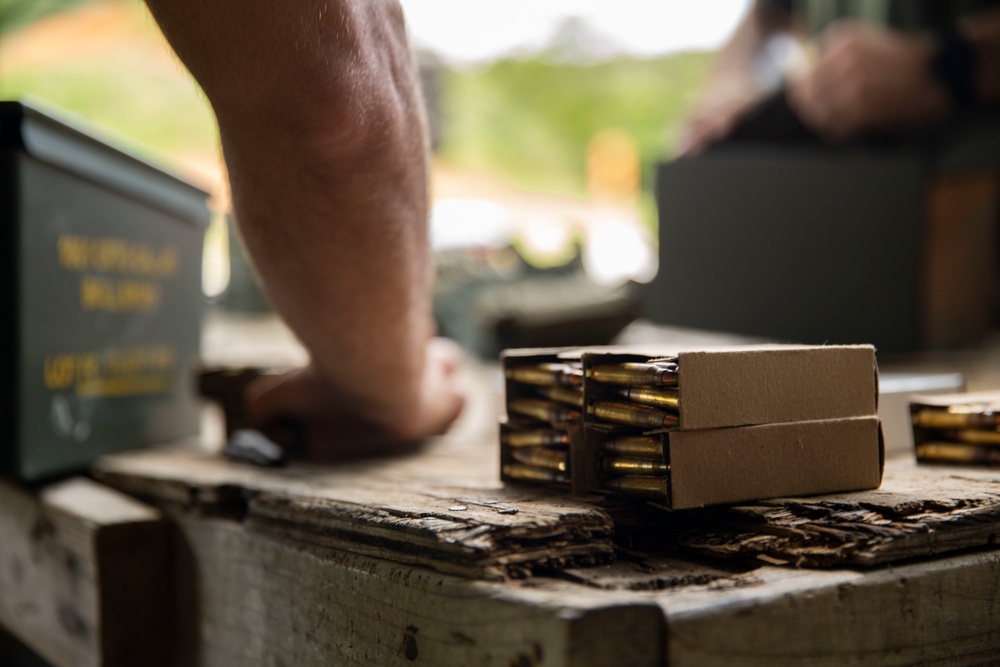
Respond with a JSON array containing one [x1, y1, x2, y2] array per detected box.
[[0, 478, 170, 667]]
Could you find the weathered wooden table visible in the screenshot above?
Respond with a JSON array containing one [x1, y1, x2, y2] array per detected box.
[[4, 317, 1000, 666]]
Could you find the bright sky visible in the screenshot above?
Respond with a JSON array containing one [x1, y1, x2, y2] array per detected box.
[[400, 1, 751, 64]]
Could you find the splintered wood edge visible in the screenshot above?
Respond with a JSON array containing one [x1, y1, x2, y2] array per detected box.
[[243, 490, 614, 580], [93, 450, 617, 580], [668, 468, 1000, 568]]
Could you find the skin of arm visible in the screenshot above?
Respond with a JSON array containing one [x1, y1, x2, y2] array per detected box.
[[144, 0, 464, 457], [679, 2, 796, 155], [788, 7, 1000, 141]]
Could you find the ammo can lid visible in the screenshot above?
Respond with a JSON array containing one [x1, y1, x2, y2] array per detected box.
[[0, 99, 210, 226]]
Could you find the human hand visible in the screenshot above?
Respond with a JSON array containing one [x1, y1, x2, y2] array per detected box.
[[244, 337, 466, 461], [788, 21, 952, 141], [678, 99, 753, 156]]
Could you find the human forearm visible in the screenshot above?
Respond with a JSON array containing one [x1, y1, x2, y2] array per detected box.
[[697, 2, 792, 106], [146, 0, 436, 430], [680, 2, 794, 154]]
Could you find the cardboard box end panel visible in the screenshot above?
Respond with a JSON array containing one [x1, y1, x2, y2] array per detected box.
[[667, 417, 883, 509], [908, 389, 1000, 411]]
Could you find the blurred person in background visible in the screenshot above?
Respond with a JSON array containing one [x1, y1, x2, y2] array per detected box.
[[681, 0, 1000, 154], [144, 0, 464, 458]]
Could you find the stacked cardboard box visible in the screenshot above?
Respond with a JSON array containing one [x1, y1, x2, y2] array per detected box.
[[910, 390, 1000, 467], [500, 344, 884, 509]]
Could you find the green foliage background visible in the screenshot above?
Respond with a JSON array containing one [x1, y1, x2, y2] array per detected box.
[[1, 0, 711, 210], [440, 53, 712, 197]]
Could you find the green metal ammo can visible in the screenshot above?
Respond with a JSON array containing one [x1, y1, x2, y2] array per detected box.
[[0, 100, 209, 480]]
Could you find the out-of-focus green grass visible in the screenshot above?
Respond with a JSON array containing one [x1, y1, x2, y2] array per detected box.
[[0, 0, 217, 172], [2, 0, 710, 211], [0, 63, 217, 165], [0, 0, 88, 35], [440, 52, 713, 198]]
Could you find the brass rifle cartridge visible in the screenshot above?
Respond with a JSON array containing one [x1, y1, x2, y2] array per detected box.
[[536, 384, 585, 408], [601, 435, 665, 459], [509, 398, 581, 424], [916, 442, 1000, 465], [613, 386, 680, 411], [604, 475, 670, 498], [912, 409, 1000, 430], [502, 429, 571, 448], [953, 428, 1000, 446], [602, 456, 668, 475], [505, 363, 583, 386], [502, 462, 567, 483], [511, 447, 568, 472], [588, 400, 679, 430], [588, 362, 678, 386]]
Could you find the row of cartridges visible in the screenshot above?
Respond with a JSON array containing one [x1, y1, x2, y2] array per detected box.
[[502, 358, 678, 500], [911, 392, 1000, 467]]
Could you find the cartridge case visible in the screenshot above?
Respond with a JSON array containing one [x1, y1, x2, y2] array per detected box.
[[511, 447, 568, 472], [535, 384, 585, 408], [602, 457, 668, 476], [502, 462, 567, 484], [954, 428, 1000, 445], [588, 362, 678, 386], [911, 409, 1000, 430], [501, 429, 571, 448], [613, 386, 680, 411], [509, 399, 580, 424], [601, 435, 665, 460], [603, 475, 669, 498], [916, 442, 1000, 465], [588, 401, 678, 430], [505, 362, 582, 387]]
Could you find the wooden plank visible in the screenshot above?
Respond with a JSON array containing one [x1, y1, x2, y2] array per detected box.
[[169, 514, 665, 667], [627, 462, 1000, 567], [167, 507, 1000, 667], [0, 477, 170, 667], [96, 446, 1000, 574], [656, 551, 1000, 667], [91, 439, 1000, 665], [95, 447, 616, 580]]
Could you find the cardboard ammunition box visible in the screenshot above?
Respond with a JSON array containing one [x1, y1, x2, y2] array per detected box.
[[500, 344, 882, 501], [503, 344, 877, 430], [583, 417, 884, 509], [0, 101, 208, 480], [909, 390, 1000, 467]]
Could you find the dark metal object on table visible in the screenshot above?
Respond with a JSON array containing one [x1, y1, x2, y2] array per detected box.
[[198, 367, 302, 467]]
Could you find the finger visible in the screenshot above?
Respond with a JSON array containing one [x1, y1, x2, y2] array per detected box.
[[427, 336, 464, 376], [787, 72, 825, 130]]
